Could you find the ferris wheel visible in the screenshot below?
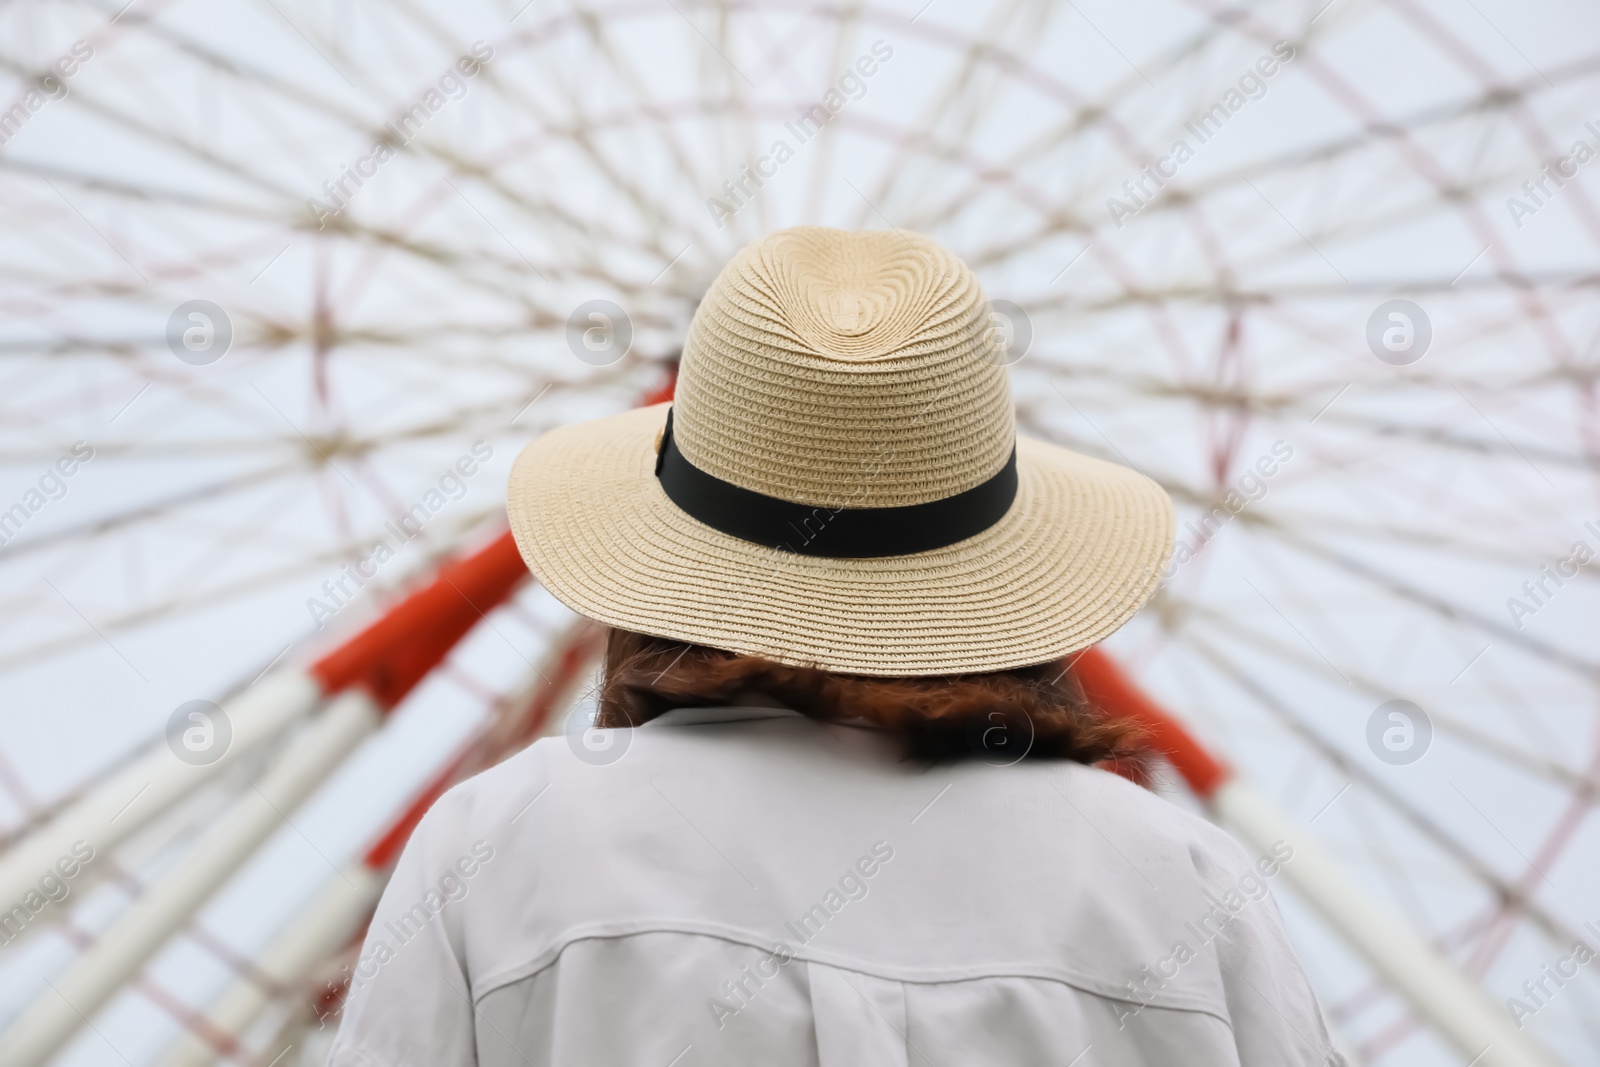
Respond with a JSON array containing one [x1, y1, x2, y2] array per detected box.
[[1, 0, 1598, 1064]]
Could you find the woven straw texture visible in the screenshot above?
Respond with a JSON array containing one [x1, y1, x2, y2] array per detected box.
[[508, 228, 1174, 676], [674, 227, 1013, 508]]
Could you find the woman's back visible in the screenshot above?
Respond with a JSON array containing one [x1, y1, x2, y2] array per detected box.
[[329, 706, 1335, 1066]]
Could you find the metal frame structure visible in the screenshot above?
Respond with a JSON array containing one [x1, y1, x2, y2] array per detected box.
[[3, 3, 1596, 1063]]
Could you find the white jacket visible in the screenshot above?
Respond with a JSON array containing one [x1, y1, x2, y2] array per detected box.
[[330, 705, 1339, 1066]]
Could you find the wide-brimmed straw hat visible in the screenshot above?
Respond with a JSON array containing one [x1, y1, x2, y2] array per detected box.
[[508, 227, 1173, 675]]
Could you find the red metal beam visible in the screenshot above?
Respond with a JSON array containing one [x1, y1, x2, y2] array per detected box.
[[309, 532, 529, 709], [1072, 647, 1231, 798], [311, 365, 678, 711]]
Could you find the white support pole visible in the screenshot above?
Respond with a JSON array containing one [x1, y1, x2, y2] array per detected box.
[[1211, 778, 1563, 1067], [161, 625, 605, 1066], [0, 669, 321, 925], [0, 690, 381, 1067], [159, 865, 385, 1067]]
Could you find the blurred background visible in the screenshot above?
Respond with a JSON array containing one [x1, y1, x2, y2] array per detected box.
[[1, 0, 1598, 1063]]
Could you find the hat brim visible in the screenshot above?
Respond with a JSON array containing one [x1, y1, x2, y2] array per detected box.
[[507, 403, 1173, 676]]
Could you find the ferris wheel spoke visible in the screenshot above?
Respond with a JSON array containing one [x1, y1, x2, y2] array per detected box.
[[901, 5, 1414, 242], [1255, 521, 1600, 683], [492, 21, 708, 266], [1180, 630, 1585, 950], [0, 505, 504, 672], [781, 0, 857, 229], [1379, 0, 1600, 250], [840, 0, 1042, 232], [0, 62, 308, 208], [1356, 747, 1600, 1060], [0, 157, 285, 244], [1310, 410, 1600, 473], [956, 53, 1600, 295], [1186, 602, 1598, 794], [1236, 505, 1582, 573], [0, 461, 304, 563], [403, 0, 705, 266]]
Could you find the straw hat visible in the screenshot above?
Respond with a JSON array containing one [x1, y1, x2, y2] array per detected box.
[[508, 227, 1172, 675]]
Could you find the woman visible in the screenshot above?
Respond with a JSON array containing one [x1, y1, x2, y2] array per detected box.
[[330, 227, 1338, 1065]]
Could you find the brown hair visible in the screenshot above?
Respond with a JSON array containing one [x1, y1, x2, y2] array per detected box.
[[597, 628, 1150, 771]]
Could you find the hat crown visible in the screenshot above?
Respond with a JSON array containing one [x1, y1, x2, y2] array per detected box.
[[674, 227, 1014, 509]]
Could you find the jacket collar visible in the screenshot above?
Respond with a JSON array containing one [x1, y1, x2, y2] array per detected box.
[[641, 704, 803, 728]]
